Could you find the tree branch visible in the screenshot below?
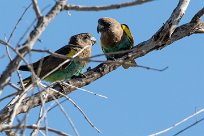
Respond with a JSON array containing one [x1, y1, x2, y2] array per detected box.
[[149, 108, 204, 136], [0, 125, 69, 136], [0, 0, 66, 91], [191, 7, 204, 23], [152, 0, 190, 46], [32, 0, 42, 18], [63, 0, 153, 11]]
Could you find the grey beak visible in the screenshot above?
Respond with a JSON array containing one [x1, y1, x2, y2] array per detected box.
[[91, 36, 96, 45]]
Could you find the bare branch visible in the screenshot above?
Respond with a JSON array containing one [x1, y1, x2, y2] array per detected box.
[[51, 95, 79, 136], [0, 0, 67, 91], [191, 7, 204, 23], [17, 4, 51, 46], [64, 0, 153, 11], [0, 92, 17, 103], [0, 39, 38, 89], [7, 3, 32, 43], [62, 82, 108, 99], [39, 83, 101, 133], [173, 117, 204, 136], [31, 48, 70, 59], [149, 108, 204, 136], [32, 0, 42, 18], [30, 95, 45, 136], [4, 37, 12, 61], [0, 125, 69, 136], [153, 0, 190, 45], [31, 48, 167, 72]]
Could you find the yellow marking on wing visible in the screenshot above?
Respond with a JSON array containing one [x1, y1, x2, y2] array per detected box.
[[67, 48, 76, 57], [121, 24, 134, 47], [100, 41, 106, 53]]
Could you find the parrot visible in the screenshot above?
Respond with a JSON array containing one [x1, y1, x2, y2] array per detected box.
[[97, 17, 136, 69], [19, 33, 96, 85]]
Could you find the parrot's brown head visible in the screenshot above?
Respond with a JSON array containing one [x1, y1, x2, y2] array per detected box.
[[69, 33, 96, 47], [97, 17, 123, 47]]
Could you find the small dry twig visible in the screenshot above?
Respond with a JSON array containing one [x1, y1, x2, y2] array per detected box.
[[32, 0, 42, 18], [64, 0, 153, 11], [149, 108, 204, 136]]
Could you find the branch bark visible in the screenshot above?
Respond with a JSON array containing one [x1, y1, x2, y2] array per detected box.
[[64, 0, 153, 11]]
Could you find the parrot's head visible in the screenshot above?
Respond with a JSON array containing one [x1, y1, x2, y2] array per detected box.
[[69, 33, 96, 47], [97, 17, 121, 33]]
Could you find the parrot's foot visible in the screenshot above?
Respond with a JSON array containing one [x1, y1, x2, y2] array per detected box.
[[55, 81, 67, 92], [72, 73, 87, 79], [86, 67, 92, 71]]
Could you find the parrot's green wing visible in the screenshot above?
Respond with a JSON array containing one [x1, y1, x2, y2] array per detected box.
[[121, 24, 137, 69], [100, 41, 106, 54], [121, 24, 134, 47]]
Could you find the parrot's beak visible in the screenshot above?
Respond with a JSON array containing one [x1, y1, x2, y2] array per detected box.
[[97, 24, 104, 33], [90, 36, 96, 45]]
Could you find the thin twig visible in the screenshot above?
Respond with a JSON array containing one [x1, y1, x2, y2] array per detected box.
[[0, 54, 5, 59], [191, 7, 204, 23], [48, 98, 67, 112], [61, 82, 108, 99], [8, 82, 21, 92], [4, 2, 31, 62], [64, 0, 153, 11], [0, 39, 37, 89], [51, 95, 80, 136], [149, 108, 204, 136], [4, 37, 12, 61], [31, 48, 167, 72], [17, 4, 51, 46], [136, 65, 168, 72], [0, 92, 17, 103], [40, 83, 101, 133], [7, 3, 32, 42], [0, 0, 67, 91], [1, 125, 69, 136], [16, 70, 25, 90], [173, 117, 204, 136], [30, 94, 46, 136], [32, 0, 42, 18]]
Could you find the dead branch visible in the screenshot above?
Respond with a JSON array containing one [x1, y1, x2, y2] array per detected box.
[[64, 0, 153, 11], [173, 117, 204, 136], [0, 125, 69, 136], [32, 0, 42, 18], [0, 0, 67, 91], [149, 108, 204, 136]]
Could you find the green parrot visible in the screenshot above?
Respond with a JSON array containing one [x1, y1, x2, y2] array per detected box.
[[97, 17, 136, 69], [19, 33, 96, 85]]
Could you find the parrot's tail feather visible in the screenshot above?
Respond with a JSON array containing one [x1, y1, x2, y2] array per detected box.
[[122, 59, 137, 69]]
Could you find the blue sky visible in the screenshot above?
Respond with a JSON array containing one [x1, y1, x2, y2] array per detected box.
[[0, 0, 204, 136]]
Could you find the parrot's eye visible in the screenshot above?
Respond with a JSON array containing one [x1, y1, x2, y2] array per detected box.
[[83, 35, 89, 40], [82, 35, 91, 43], [103, 21, 111, 27]]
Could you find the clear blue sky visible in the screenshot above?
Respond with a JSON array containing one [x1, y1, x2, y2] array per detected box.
[[0, 0, 204, 136]]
